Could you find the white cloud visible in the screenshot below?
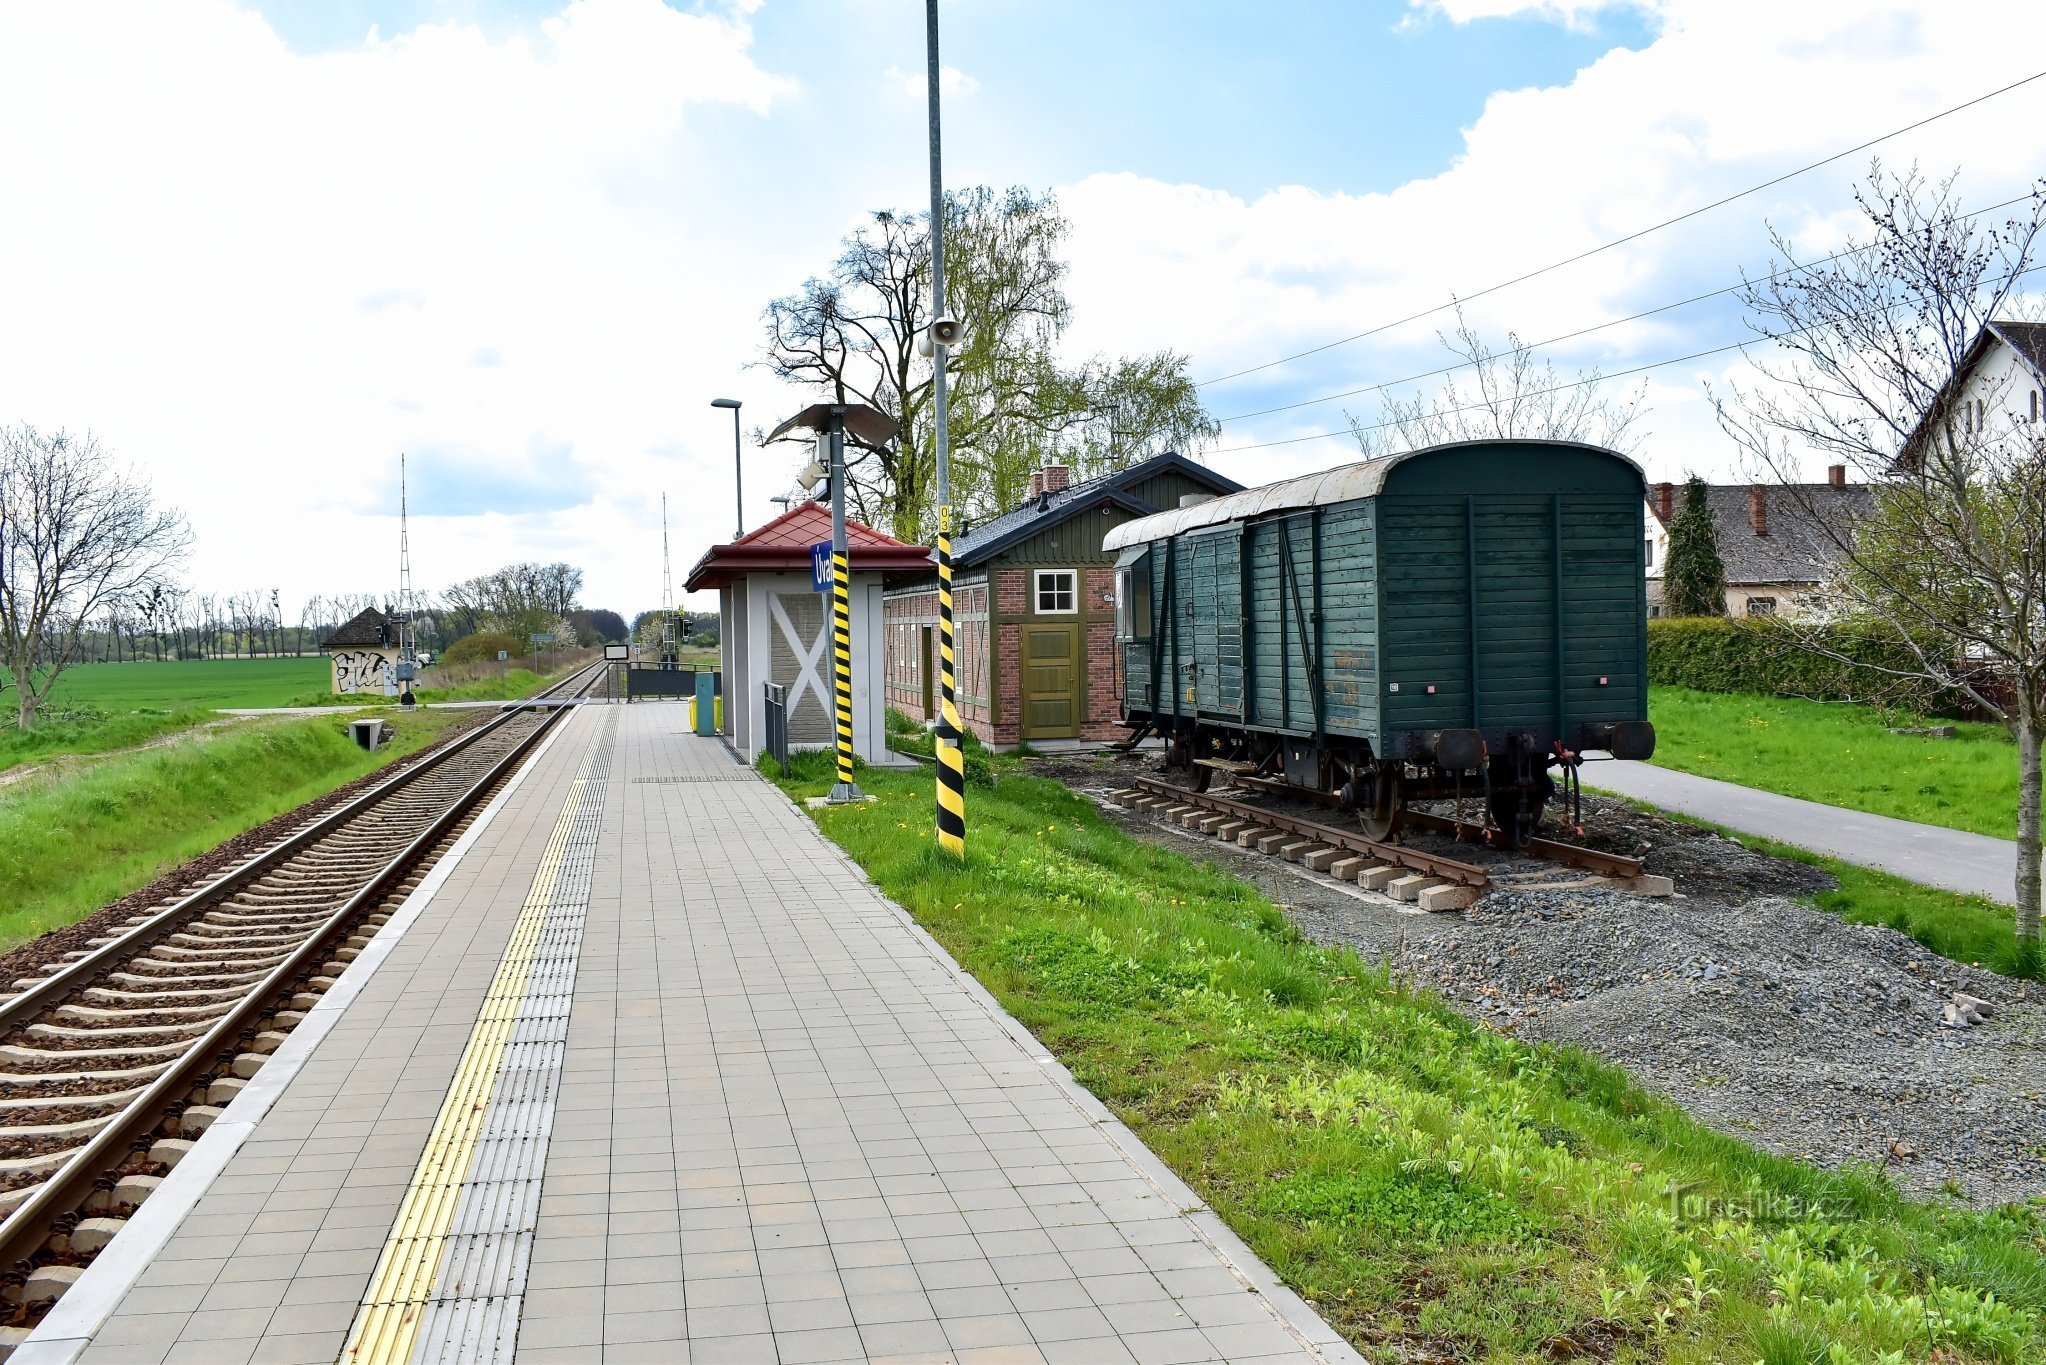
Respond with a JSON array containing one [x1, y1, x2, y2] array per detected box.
[[1407, 0, 1663, 30], [884, 63, 980, 99], [1056, 0, 2046, 490], [0, 0, 800, 612]]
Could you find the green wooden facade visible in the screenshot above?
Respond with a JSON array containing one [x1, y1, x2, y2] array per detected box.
[[1116, 442, 1649, 757]]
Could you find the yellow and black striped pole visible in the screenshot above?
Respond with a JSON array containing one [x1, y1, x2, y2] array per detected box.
[[935, 505, 965, 857], [831, 547, 857, 796]]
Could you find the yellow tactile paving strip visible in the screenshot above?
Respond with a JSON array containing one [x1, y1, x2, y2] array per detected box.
[[340, 742, 602, 1365]]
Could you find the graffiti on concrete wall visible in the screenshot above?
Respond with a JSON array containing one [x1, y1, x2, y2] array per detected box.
[[331, 650, 394, 695]]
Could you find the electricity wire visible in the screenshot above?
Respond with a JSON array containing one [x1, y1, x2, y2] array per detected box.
[[1195, 69, 2046, 390]]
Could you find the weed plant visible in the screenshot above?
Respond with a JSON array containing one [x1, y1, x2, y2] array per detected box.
[[766, 759, 2046, 1362]]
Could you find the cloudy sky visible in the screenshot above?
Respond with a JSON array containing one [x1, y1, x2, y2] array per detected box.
[[2, 0, 2042, 616]]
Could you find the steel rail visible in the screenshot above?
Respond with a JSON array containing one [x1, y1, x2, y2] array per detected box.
[[1129, 777, 1491, 886], [0, 663, 594, 1037], [0, 664, 602, 1279], [1397, 809, 1645, 880]]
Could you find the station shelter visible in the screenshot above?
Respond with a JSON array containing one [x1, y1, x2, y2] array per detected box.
[[685, 502, 930, 764]]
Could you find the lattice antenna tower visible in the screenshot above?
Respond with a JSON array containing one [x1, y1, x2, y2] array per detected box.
[[661, 493, 677, 658], [396, 452, 415, 658]]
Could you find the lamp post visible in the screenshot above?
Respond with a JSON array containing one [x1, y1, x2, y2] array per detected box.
[[926, 0, 966, 859], [766, 403, 899, 805], [712, 398, 743, 538]]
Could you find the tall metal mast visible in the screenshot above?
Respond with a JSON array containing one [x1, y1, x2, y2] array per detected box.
[[395, 453, 417, 703], [661, 493, 677, 663], [928, 0, 965, 858]]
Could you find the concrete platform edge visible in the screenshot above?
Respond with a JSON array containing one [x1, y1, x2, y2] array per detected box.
[[785, 788, 1366, 1365], [15, 717, 577, 1365]]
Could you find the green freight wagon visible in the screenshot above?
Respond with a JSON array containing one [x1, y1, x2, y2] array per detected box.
[[1105, 439, 1657, 844]]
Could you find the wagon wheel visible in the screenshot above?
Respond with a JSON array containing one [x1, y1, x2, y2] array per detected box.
[[1358, 768, 1403, 841], [1160, 737, 1214, 793]]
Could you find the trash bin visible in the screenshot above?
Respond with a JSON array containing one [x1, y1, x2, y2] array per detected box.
[[349, 718, 383, 752]]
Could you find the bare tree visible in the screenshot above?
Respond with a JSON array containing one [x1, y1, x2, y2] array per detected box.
[[1347, 305, 1648, 457], [0, 427, 191, 727], [1714, 164, 2046, 961]]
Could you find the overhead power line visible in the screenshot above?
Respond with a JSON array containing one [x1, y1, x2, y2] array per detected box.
[[1205, 260, 2046, 457], [1214, 192, 2040, 425], [1196, 68, 2046, 390]]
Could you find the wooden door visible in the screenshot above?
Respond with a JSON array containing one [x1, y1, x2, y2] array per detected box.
[[1021, 622, 1080, 738]]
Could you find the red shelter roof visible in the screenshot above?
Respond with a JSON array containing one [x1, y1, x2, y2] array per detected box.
[[684, 501, 931, 591]]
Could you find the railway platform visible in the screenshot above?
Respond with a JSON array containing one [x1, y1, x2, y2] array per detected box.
[[22, 704, 1355, 1365]]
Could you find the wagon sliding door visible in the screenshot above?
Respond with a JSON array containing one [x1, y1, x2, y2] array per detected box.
[[1471, 495, 1562, 739], [1186, 530, 1243, 718]]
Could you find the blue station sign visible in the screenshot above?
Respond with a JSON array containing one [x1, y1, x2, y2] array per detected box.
[[810, 542, 834, 593]]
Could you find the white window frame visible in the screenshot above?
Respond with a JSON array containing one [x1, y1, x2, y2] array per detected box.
[[1033, 568, 1078, 615]]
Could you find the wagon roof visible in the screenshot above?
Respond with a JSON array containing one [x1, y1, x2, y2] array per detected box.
[[1100, 439, 1643, 550]]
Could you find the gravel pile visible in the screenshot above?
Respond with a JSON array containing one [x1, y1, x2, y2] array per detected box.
[[1400, 887, 2045, 1206]]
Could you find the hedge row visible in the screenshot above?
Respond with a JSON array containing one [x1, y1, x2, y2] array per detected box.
[[1646, 617, 1969, 716]]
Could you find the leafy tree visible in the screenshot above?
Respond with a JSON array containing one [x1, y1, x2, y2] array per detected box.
[[1661, 477, 1728, 618], [0, 426, 190, 728], [570, 608, 628, 645], [441, 561, 583, 642], [761, 186, 1216, 537], [1714, 164, 2046, 959], [442, 631, 521, 666]]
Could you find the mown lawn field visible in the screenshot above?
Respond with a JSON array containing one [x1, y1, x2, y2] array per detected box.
[[1648, 686, 2015, 839], [0, 709, 468, 951], [770, 753, 2044, 1364]]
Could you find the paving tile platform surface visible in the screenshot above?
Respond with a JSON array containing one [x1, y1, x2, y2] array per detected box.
[[53, 705, 1355, 1364]]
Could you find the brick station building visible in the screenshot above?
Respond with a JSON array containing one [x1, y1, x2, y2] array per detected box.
[[883, 453, 1239, 745]]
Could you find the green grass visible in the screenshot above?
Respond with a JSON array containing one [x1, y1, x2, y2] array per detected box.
[[0, 659, 334, 773], [1649, 686, 2016, 839], [283, 667, 561, 709], [0, 706, 224, 773], [45, 657, 329, 712], [765, 751, 2045, 1363], [0, 710, 466, 951]]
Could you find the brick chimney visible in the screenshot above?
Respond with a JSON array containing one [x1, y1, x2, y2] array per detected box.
[[1748, 484, 1768, 537], [1653, 481, 1674, 523], [1828, 464, 1846, 489], [1041, 463, 1071, 493], [1027, 470, 1046, 500]]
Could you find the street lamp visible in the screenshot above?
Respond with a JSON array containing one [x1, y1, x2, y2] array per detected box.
[[766, 403, 899, 805], [712, 398, 743, 538]]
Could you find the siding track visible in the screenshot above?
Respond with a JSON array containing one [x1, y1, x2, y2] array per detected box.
[[0, 668, 602, 1327]]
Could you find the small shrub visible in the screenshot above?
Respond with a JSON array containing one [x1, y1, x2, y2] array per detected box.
[[442, 631, 521, 666], [1648, 617, 1968, 715]]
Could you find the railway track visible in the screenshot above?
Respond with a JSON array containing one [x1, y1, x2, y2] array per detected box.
[[1110, 776, 1669, 907], [0, 665, 603, 1326]]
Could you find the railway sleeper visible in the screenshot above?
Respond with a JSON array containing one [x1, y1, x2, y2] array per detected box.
[[0, 1062, 168, 1088], [82, 984, 248, 1005], [25, 1018, 215, 1041], [0, 1112, 114, 1142], [0, 1038, 195, 1064], [132, 944, 295, 965], [0, 1086, 146, 1117], [56, 1002, 234, 1023], [107, 967, 270, 988]]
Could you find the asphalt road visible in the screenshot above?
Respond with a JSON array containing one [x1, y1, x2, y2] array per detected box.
[[1589, 760, 2016, 904]]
